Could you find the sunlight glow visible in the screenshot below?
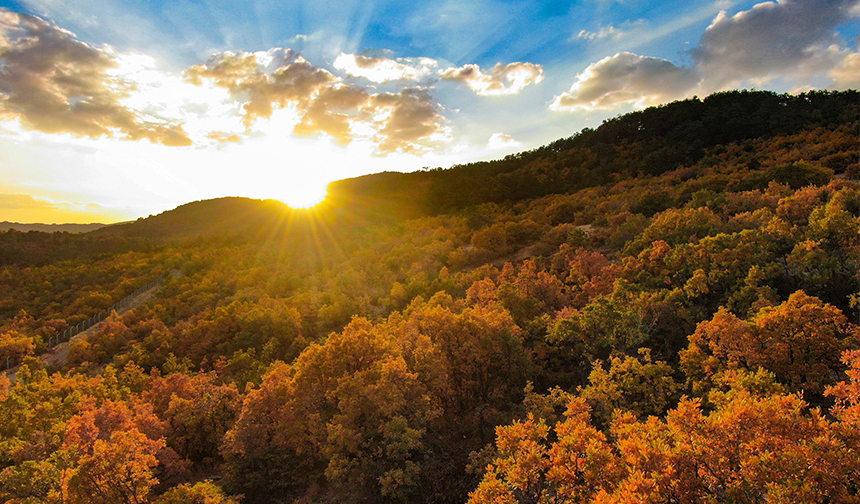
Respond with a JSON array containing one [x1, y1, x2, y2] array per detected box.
[[277, 185, 329, 209]]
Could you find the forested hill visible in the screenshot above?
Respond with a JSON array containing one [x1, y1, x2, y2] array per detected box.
[[328, 89, 859, 216], [91, 197, 294, 240], [0, 199, 300, 267], [67, 89, 859, 241]]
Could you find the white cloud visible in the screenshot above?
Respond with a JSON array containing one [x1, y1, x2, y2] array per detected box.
[[333, 53, 438, 82], [186, 50, 449, 155], [334, 53, 545, 98], [576, 25, 623, 41], [551, 52, 698, 111], [368, 88, 449, 155], [440, 62, 544, 96], [552, 0, 860, 112], [693, 0, 860, 89], [487, 132, 521, 150], [0, 10, 191, 146], [829, 51, 860, 89], [0, 9, 455, 158]]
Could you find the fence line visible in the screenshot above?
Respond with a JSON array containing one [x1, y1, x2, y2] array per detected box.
[[4, 273, 167, 371]]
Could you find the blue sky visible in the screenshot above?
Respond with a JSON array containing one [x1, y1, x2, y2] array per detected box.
[[0, 0, 857, 220]]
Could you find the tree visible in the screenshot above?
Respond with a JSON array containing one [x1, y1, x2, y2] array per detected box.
[[579, 348, 680, 427], [224, 316, 445, 502], [681, 291, 856, 396], [471, 378, 860, 504], [752, 290, 854, 394], [152, 481, 240, 504], [143, 371, 240, 465], [827, 350, 860, 426], [62, 398, 179, 504], [468, 398, 620, 504], [0, 330, 35, 365], [64, 429, 164, 504]]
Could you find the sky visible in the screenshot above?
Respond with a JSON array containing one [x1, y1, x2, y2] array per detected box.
[[0, 0, 857, 222]]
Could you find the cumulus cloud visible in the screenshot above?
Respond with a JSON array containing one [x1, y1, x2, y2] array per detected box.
[[0, 10, 191, 146], [294, 85, 369, 145], [551, 52, 698, 111], [186, 49, 447, 155], [185, 49, 337, 128], [830, 51, 860, 89], [693, 0, 860, 88], [552, 0, 860, 112], [333, 53, 438, 83], [369, 89, 447, 154], [440, 62, 544, 96], [487, 132, 521, 150], [335, 55, 545, 97]]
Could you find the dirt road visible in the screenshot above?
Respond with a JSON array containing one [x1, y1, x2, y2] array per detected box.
[[4, 279, 166, 382]]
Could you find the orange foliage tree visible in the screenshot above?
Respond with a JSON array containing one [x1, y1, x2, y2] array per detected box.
[[681, 290, 857, 396], [470, 375, 860, 504]]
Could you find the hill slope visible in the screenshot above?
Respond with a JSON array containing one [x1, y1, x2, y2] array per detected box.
[[80, 90, 858, 240], [90, 197, 294, 240], [328, 89, 859, 215]]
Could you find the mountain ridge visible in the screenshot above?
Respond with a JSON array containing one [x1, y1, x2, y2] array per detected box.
[[328, 89, 859, 215], [11, 89, 854, 242]]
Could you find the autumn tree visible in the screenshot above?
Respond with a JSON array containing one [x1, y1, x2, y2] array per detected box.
[[579, 348, 680, 427], [224, 316, 445, 502], [681, 291, 856, 396], [64, 429, 164, 504], [62, 398, 178, 504], [471, 375, 860, 504], [152, 481, 240, 504], [468, 398, 620, 504], [143, 371, 241, 465]]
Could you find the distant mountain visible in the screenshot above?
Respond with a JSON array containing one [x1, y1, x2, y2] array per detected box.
[[90, 197, 297, 240], [328, 89, 859, 216], [0, 221, 111, 233]]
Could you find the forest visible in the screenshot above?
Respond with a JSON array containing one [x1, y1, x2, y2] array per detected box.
[[0, 89, 858, 504]]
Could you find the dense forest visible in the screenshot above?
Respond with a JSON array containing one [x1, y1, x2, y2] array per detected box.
[[1, 89, 858, 504]]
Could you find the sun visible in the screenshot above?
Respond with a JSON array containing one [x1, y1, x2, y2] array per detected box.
[[276, 183, 329, 209]]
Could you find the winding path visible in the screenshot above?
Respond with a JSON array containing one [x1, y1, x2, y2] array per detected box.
[[3, 271, 178, 382]]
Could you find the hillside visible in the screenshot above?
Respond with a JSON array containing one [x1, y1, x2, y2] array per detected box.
[[90, 197, 294, 240], [328, 90, 858, 215], [68, 90, 858, 240], [0, 89, 858, 504]]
